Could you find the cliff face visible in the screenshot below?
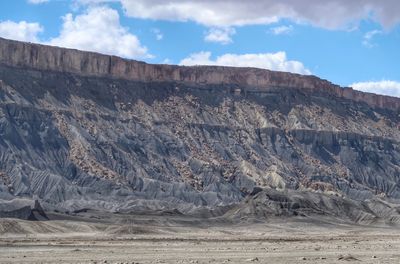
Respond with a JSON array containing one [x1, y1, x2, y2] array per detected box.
[[1, 38, 400, 222], [0, 37, 399, 111]]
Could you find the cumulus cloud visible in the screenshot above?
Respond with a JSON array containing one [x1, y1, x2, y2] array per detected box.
[[179, 51, 311, 74], [27, 0, 49, 4], [204, 27, 236, 44], [350, 81, 400, 97], [48, 6, 152, 59], [0, 20, 43, 42], [118, 0, 400, 29], [270, 25, 293, 35]]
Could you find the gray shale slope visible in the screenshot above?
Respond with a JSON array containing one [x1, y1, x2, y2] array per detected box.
[[1, 37, 400, 223]]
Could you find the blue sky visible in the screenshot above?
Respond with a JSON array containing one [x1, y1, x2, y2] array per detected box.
[[0, 0, 400, 96]]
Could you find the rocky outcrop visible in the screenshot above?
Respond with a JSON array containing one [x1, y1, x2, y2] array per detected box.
[[0, 37, 399, 111], [224, 188, 400, 225], [1, 38, 400, 224], [0, 199, 47, 220]]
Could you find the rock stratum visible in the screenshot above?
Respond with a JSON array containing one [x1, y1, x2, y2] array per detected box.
[[1, 37, 400, 110], [1, 37, 400, 224]]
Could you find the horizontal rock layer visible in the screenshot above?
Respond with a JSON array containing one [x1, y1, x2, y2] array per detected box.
[[0, 37, 399, 111], [1, 38, 400, 224], [0, 62, 400, 217]]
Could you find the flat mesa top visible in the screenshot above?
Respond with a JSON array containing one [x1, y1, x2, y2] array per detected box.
[[0, 37, 399, 110]]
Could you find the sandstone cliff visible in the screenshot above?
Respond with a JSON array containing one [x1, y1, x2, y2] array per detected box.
[[0, 37, 399, 111]]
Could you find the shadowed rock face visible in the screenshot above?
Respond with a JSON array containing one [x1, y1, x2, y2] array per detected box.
[[0, 38, 400, 221], [0, 199, 47, 220]]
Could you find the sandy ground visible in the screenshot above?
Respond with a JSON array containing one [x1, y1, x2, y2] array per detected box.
[[1, 214, 400, 264]]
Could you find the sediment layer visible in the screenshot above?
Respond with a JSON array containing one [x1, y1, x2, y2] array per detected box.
[[0, 37, 399, 110]]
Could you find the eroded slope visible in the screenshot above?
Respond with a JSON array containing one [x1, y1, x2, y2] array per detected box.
[[1, 63, 400, 216]]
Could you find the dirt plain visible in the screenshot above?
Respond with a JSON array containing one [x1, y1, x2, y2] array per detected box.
[[1, 212, 400, 264]]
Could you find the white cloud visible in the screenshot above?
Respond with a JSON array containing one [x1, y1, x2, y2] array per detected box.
[[151, 28, 163, 40], [48, 6, 152, 59], [27, 0, 49, 4], [162, 58, 172, 64], [350, 81, 400, 97], [0, 20, 43, 42], [362, 30, 382, 47], [179, 51, 311, 74], [270, 25, 293, 35], [204, 27, 236, 44], [119, 0, 277, 27], [117, 0, 400, 29]]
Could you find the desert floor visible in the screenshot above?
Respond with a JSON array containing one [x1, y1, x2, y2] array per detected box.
[[1, 213, 400, 264]]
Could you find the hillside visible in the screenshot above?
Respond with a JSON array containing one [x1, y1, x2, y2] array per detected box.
[[1, 38, 400, 223]]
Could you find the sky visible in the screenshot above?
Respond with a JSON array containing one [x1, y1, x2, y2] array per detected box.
[[0, 0, 399, 97]]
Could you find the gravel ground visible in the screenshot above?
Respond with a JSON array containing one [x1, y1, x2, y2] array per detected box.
[[1, 216, 400, 264]]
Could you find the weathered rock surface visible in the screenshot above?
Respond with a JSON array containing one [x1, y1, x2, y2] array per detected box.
[[224, 188, 400, 225], [1, 37, 399, 110], [0, 38, 400, 223], [0, 199, 47, 220]]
